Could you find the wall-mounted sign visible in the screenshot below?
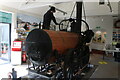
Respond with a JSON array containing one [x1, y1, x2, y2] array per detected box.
[[0, 11, 12, 23], [13, 41, 22, 47], [12, 41, 22, 51]]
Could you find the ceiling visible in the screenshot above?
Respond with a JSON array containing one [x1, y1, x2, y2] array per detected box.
[[0, 0, 119, 19]]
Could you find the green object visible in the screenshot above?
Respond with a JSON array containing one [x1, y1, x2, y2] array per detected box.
[[0, 11, 12, 23], [104, 34, 107, 38], [112, 42, 117, 45], [96, 26, 101, 29]]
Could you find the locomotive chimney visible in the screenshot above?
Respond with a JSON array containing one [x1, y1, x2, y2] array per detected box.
[[76, 1, 82, 34]]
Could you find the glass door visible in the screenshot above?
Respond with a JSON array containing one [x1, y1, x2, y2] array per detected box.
[[0, 23, 11, 63]]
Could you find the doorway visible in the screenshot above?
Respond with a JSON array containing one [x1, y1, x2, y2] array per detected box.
[[0, 23, 11, 64]]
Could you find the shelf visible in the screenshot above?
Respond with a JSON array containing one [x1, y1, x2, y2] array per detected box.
[[112, 27, 120, 43]]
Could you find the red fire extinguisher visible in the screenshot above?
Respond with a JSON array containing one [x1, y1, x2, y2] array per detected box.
[[22, 52, 26, 63], [1, 43, 7, 54]]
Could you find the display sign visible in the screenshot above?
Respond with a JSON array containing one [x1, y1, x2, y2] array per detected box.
[[13, 41, 22, 47], [0, 11, 12, 23], [12, 41, 22, 51]]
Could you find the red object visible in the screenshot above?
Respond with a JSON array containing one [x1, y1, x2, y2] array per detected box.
[[1, 47, 7, 53], [22, 53, 26, 62], [12, 48, 21, 51], [8, 72, 12, 79], [12, 41, 22, 51]]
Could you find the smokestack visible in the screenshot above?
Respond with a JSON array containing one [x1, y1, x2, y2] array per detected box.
[[76, 2, 82, 33]]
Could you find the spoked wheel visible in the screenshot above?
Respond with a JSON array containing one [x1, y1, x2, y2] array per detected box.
[[67, 67, 74, 80], [59, 19, 71, 31], [63, 49, 76, 80]]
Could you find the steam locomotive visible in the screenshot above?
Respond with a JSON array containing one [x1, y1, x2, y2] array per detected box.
[[25, 18, 94, 79]]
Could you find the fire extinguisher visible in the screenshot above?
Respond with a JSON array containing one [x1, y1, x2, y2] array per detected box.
[[1, 43, 7, 54], [22, 52, 26, 63]]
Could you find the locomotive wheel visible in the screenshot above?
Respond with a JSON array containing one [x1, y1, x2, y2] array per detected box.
[[64, 49, 74, 80], [82, 46, 90, 66], [54, 49, 74, 80], [79, 45, 90, 68]]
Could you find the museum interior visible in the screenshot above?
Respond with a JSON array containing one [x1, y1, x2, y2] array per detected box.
[[0, 0, 120, 79]]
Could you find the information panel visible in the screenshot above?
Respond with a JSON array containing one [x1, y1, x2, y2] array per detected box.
[[0, 11, 12, 23]]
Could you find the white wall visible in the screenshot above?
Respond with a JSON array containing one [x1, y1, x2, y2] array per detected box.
[[86, 15, 113, 50]]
